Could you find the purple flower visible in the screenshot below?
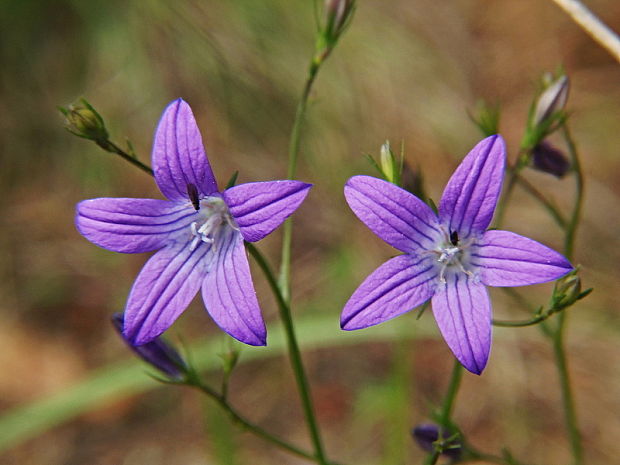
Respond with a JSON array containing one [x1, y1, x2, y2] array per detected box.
[[77, 99, 311, 346], [111, 313, 187, 379], [341, 135, 572, 374]]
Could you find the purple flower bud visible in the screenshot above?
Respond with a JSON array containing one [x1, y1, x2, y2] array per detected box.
[[532, 141, 570, 178], [111, 313, 187, 379], [412, 424, 462, 460], [533, 74, 569, 126]]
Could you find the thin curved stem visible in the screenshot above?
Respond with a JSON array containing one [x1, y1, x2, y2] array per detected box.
[[492, 311, 548, 328], [97, 139, 154, 176], [191, 378, 342, 465], [515, 174, 566, 228]]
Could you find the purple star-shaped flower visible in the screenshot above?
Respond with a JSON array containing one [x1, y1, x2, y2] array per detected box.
[[341, 135, 572, 374], [76, 99, 311, 346]]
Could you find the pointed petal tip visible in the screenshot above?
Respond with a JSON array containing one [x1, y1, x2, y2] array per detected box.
[[461, 357, 487, 375], [166, 97, 187, 110], [239, 332, 267, 346], [224, 180, 313, 243]]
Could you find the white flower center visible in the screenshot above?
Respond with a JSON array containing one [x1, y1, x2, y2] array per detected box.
[[432, 228, 476, 283], [188, 197, 237, 251]]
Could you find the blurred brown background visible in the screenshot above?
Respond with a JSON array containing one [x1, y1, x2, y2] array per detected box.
[[0, 0, 619, 464]]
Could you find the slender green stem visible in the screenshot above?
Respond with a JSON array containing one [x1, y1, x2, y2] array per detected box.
[[492, 311, 548, 328], [274, 37, 339, 465], [191, 378, 342, 464], [424, 361, 464, 465], [439, 361, 464, 425], [247, 243, 328, 465], [97, 139, 154, 176], [279, 62, 320, 301], [549, 323, 582, 465], [562, 127, 583, 261], [546, 125, 584, 465], [515, 175, 566, 228]]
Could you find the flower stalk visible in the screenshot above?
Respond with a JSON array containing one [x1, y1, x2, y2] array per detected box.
[[185, 372, 343, 464], [423, 361, 463, 465], [546, 124, 585, 465], [276, 4, 355, 463]]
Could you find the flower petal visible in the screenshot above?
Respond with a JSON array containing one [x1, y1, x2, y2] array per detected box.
[[201, 229, 266, 346], [474, 230, 572, 287], [341, 254, 437, 330], [223, 181, 312, 242], [153, 99, 218, 201], [76, 198, 196, 253], [432, 276, 491, 375], [344, 176, 441, 254], [439, 135, 505, 238], [123, 241, 211, 345]]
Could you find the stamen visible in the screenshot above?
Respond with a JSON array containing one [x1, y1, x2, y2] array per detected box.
[[433, 227, 476, 282], [188, 196, 236, 251]]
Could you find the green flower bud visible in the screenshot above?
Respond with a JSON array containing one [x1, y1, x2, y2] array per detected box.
[[60, 99, 108, 143], [553, 271, 582, 308], [380, 141, 398, 185]]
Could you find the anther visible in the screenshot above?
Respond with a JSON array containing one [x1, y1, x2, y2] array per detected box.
[[450, 230, 459, 246], [187, 183, 200, 211]]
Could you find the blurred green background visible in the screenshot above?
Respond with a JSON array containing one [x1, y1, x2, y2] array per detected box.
[[1, 0, 619, 464]]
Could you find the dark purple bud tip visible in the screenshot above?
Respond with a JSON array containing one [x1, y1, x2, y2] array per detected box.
[[412, 424, 462, 461], [532, 141, 570, 178], [112, 313, 187, 379]]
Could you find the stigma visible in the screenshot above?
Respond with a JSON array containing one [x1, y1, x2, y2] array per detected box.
[[188, 197, 238, 251]]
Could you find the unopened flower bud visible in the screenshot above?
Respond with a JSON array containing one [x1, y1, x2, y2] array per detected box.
[[112, 313, 187, 379], [324, 0, 354, 38], [532, 141, 570, 178], [553, 272, 582, 308], [61, 99, 108, 143], [533, 74, 569, 127], [380, 141, 398, 185], [411, 424, 462, 460]]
